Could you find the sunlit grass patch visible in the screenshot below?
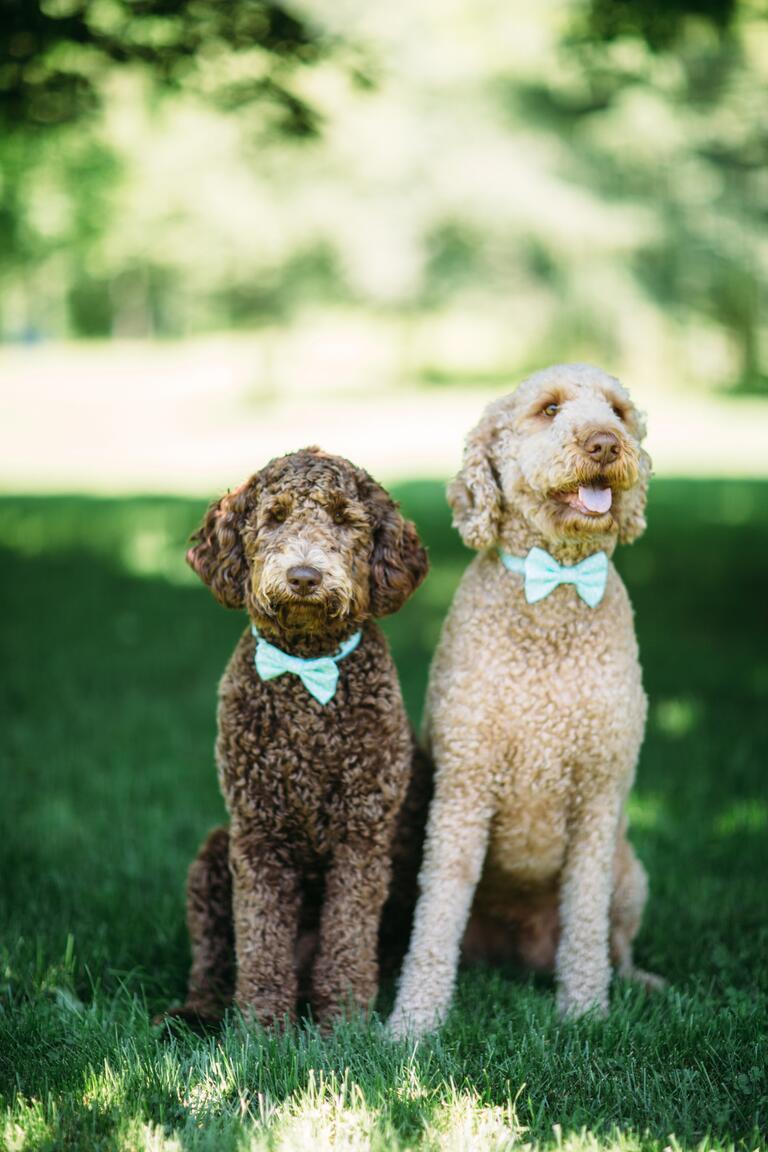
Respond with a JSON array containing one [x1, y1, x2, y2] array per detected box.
[[625, 793, 666, 833], [260, 1072, 379, 1151], [652, 698, 702, 740], [0, 496, 200, 586], [420, 1084, 526, 1152], [121, 1122, 184, 1152], [713, 800, 768, 838]]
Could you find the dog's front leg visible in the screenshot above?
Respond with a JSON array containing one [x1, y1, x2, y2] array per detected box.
[[311, 835, 391, 1024], [556, 788, 622, 1018], [389, 790, 492, 1038], [229, 827, 300, 1026]]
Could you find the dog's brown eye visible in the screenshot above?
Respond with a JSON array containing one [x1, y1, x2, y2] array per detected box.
[[612, 405, 625, 421], [332, 507, 348, 525], [543, 402, 559, 418], [269, 506, 287, 525]]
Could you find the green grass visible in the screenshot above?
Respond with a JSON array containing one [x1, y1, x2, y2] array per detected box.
[[1, 479, 766, 1151]]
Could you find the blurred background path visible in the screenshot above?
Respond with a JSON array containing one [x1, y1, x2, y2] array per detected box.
[[2, 330, 766, 494]]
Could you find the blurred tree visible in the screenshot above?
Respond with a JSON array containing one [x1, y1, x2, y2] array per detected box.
[[0, 0, 345, 338], [583, 0, 738, 49], [0, 0, 765, 396], [558, 0, 768, 392], [0, 0, 331, 135], [473, 0, 765, 392]]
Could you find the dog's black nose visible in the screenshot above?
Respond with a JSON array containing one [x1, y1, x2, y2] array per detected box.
[[583, 431, 619, 465], [287, 565, 323, 594]]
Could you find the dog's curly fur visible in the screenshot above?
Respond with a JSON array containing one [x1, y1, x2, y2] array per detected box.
[[167, 448, 430, 1028], [390, 364, 663, 1036]]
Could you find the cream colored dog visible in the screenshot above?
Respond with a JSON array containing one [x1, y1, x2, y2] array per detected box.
[[390, 363, 663, 1036]]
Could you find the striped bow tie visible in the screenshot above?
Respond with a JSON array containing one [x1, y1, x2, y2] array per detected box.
[[498, 546, 608, 608]]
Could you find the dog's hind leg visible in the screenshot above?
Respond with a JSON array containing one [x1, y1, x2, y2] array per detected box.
[[164, 825, 235, 1025], [610, 830, 665, 992], [378, 741, 434, 977]]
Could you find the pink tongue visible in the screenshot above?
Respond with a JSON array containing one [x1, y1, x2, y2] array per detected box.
[[579, 485, 612, 514]]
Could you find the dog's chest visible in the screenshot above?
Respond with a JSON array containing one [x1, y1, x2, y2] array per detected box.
[[483, 620, 646, 804], [436, 564, 644, 753], [480, 592, 644, 884], [216, 633, 410, 855]]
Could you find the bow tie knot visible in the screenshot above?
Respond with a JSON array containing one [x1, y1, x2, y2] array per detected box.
[[499, 546, 608, 608], [252, 627, 362, 704]]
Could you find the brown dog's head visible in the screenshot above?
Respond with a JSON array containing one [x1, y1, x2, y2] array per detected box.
[[448, 364, 652, 551], [187, 448, 428, 642]]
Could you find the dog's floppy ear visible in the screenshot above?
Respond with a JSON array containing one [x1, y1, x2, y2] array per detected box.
[[447, 416, 502, 549], [362, 478, 429, 617], [618, 446, 652, 545], [186, 480, 254, 608]]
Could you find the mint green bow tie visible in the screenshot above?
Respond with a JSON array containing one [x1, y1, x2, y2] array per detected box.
[[251, 626, 361, 704], [499, 546, 608, 608]]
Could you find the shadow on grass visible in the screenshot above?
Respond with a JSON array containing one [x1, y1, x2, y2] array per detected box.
[[1, 479, 766, 1148]]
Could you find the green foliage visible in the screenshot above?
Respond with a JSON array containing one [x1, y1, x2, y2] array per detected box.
[[1, 481, 766, 1149], [582, 0, 738, 50], [494, 5, 768, 391], [1, 2, 766, 394], [0, 0, 328, 132], [0, 0, 343, 336]]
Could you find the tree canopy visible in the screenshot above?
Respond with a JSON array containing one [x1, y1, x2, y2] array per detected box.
[[0, 0, 330, 133], [0, 0, 765, 393]]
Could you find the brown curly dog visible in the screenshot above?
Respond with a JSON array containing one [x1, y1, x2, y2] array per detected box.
[[165, 448, 431, 1029], [390, 364, 664, 1037]]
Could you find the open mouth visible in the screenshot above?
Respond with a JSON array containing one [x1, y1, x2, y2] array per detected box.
[[553, 482, 613, 518]]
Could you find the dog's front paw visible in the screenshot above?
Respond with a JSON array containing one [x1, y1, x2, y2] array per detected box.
[[387, 999, 445, 1040], [556, 985, 609, 1020], [387, 1009, 424, 1040], [235, 998, 296, 1031]]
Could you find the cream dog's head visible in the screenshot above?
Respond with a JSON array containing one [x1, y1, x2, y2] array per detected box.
[[449, 364, 651, 550]]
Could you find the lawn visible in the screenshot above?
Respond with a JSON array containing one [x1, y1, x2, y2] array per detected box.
[[0, 479, 766, 1151]]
